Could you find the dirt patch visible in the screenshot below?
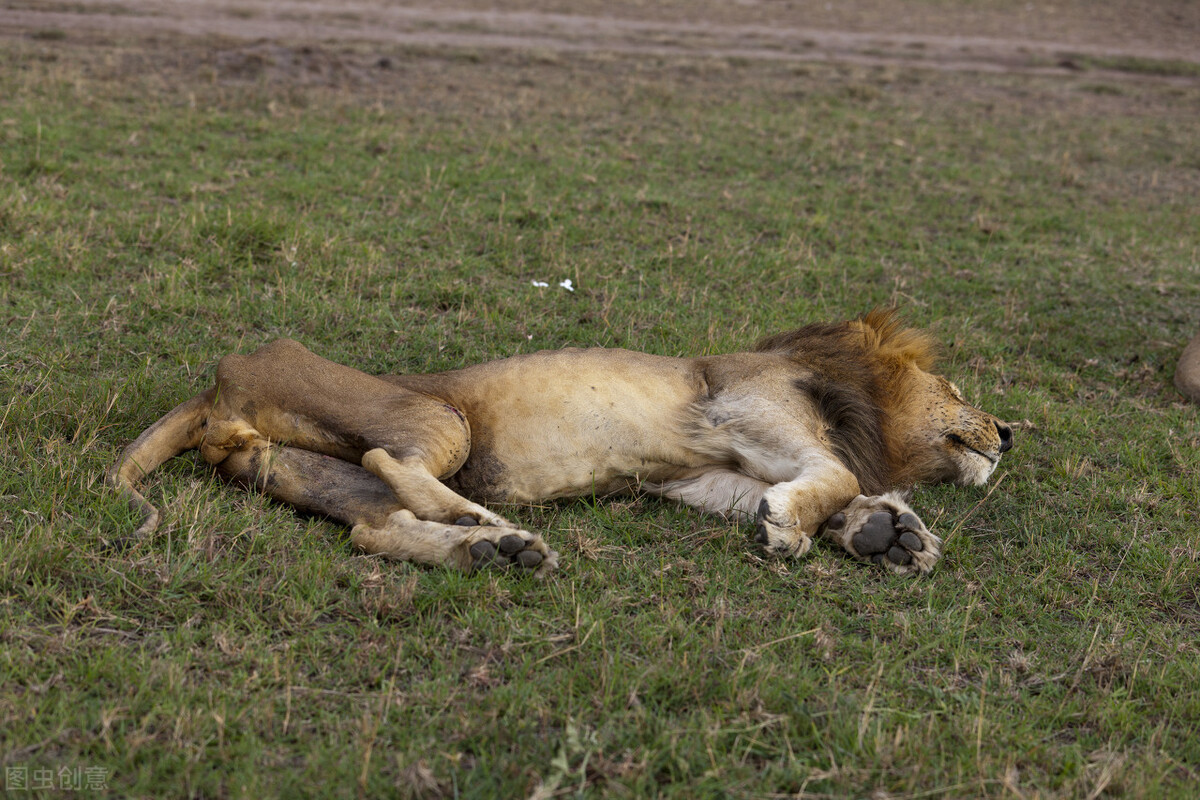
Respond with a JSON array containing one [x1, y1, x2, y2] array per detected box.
[[3, 0, 1198, 83]]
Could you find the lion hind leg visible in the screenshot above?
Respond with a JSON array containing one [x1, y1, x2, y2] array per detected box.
[[217, 443, 557, 576], [361, 448, 514, 528], [821, 492, 942, 575], [216, 442, 402, 529], [359, 447, 561, 575], [352, 510, 558, 577]]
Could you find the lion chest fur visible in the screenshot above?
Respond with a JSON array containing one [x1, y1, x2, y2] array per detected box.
[[385, 348, 834, 503]]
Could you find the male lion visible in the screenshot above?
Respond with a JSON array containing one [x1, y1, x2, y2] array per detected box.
[[109, 310, 1011, 577]]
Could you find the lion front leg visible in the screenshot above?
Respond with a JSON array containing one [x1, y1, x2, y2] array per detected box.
[[753, 461, 860, 559], [754, 493, 815, 558], [821, 492, 942, 575]]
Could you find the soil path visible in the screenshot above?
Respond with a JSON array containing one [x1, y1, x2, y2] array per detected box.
[[3, 0, 1198, 80]]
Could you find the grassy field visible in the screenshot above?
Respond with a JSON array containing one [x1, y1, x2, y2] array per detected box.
[[2, 30, 1199, 799]]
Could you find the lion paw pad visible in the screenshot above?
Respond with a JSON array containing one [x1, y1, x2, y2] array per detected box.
[[826, 494, 942, 575], [852, 511, 928, 566], [851, 510, 934, 572], [467, 532, 549, 573]]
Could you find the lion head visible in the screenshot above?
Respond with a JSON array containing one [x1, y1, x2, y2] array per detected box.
[[755, 309, 1012, 493], [887, 369, 1012, 488]]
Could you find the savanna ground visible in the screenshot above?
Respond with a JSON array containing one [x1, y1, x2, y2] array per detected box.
[[1, 1, 1199, 797]]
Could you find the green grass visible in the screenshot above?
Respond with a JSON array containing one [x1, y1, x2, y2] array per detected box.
[[2, 35, 1199, 798]]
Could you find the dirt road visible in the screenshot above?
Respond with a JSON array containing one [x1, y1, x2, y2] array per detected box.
[[3, 0, 1198, 81]]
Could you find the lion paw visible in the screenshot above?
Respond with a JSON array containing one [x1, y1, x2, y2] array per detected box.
[[822, 493, 941, 575], [753, 497, 814, 558], [351, 511, 559, 578], [461, 524, 559, 577]]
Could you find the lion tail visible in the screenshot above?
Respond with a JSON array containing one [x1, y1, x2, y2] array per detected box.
[[106, 388, 217, 537]]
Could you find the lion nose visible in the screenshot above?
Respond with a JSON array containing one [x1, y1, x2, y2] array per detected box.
[[996, 421, 1013, 453]]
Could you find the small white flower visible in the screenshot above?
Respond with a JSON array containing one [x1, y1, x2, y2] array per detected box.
[[559, 279, 574, 292], [531, 280, 549, 288]]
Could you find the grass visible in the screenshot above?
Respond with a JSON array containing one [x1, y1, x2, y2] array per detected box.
[[2, 31, 1199, 799], [1058, 53, 1200, 79]]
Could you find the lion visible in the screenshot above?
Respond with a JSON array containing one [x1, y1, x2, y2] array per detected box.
[[1176, 331, 1200, 404], [108, 309, 1012, 577]]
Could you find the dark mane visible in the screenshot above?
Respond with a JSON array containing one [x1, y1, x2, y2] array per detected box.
[[753, 308, 938, 371], [792, 374, 890, 495], [753, 309, 938, 493]]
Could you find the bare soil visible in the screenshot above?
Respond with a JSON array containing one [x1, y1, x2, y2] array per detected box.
[[3, 0, 1198, 84]]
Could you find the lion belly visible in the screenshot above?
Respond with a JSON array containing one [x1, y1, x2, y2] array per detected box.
[[388, 348, 713, 502]]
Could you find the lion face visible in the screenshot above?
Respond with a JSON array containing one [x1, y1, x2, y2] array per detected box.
[[892, 369, 1012, 487]]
